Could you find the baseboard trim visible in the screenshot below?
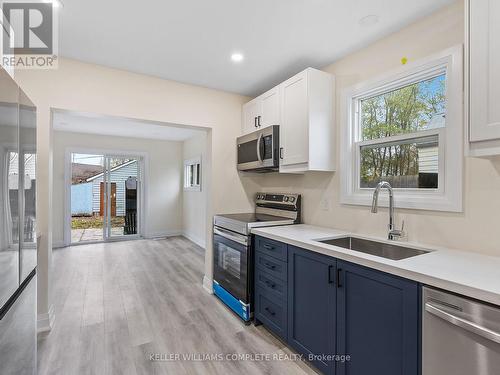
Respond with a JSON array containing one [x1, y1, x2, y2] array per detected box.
[[182, 232, 206, 249], [52, 241, 65, 249], [144, 230, 183, 239], [202, 275, 213, 294], [37, 304, 55, 333]]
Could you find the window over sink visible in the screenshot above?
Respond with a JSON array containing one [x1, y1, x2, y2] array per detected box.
[[340, 46, 463, 212]]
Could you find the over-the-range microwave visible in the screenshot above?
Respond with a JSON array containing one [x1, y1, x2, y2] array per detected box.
[[236, 125, 279, 172]]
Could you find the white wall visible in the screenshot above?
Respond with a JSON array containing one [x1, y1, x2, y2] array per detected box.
[[182, 132, 207, 248], [248, 1, 500, 257], [53, 131, 184, 245]]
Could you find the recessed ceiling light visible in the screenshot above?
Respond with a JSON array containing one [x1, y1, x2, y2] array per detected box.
[[359, 15, 379, 27], [231, 53, 244, 63], [42, 0, 64, 8]]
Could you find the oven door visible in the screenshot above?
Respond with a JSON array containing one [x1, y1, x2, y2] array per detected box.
[[213, 227, 250, 303], [237, 125, 279, 171]]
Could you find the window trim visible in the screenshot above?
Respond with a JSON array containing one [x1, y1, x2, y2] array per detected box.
[[184, 156, 202, 192], [340, 45, 463, 212]]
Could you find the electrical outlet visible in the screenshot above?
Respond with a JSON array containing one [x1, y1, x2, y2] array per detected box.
[[320, 197, 330, 211]]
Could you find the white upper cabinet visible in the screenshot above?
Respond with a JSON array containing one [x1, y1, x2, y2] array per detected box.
[[241, 67, 335, 172], [242, 98, 262, 134], [279, 68, 334, 173], [260, 87, 280, 127], [241, 87, 280, 134], [467, 0, 500, 155], [280, 70, 309, 167]]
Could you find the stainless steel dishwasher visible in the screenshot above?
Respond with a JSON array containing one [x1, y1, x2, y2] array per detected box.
[[423, 287, 500, 375]]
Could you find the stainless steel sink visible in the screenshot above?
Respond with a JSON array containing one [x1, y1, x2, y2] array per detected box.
[[316, 236, 430, 260]]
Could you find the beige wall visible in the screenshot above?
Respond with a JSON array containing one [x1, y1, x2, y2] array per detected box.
[[14, 58, 261, 318], [182, 132, 208, 248], [249, 1, 500, 257], [52, 131, 185, 245]]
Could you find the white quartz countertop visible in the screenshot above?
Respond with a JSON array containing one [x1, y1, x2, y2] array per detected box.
[[251, 224, 500, 306]]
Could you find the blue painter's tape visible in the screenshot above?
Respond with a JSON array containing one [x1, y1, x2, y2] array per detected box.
[[213, 281, 250, 322]]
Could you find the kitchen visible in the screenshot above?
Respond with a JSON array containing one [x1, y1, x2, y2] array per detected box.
[[1, 0, 500, 374]]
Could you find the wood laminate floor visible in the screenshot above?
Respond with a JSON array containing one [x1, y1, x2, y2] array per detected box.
[[37, 237, 318, 375]]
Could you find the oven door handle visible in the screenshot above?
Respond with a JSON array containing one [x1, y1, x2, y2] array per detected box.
[[214, 227, 248, 246], [256, 133, 263, 163]]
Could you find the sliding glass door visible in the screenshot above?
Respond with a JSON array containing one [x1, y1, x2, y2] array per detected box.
[[70, 152, 142, 244], [104, 156, 140, 240]]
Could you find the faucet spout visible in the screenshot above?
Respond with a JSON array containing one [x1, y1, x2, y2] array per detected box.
[[371, 181, 403, 240]]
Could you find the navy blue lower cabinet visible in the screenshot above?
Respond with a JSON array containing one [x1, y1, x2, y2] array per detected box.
[[335, 260, 420, 375], [288, 246, 337, 375]]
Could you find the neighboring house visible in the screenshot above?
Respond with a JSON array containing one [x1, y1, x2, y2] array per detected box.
[[86, 160, 138, 217], [71, 182, 93, 215], [71, 163, 102, 184], [418, 145, 439, 174], [417, 113, 443, 175], [70, 163, 103, 215]]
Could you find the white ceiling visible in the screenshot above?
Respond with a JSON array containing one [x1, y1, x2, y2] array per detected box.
[[59, 0, 455, 96], [52, 111, 206, 141]]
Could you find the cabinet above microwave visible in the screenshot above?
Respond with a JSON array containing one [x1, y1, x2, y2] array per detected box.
[[241, 68, 335, 173]]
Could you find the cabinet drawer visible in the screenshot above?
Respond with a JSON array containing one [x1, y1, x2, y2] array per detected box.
[[255, 266, 287, 301], [255, 251, 287, 281], [255, 236, 287, 262], [255, 290, 287, 340]]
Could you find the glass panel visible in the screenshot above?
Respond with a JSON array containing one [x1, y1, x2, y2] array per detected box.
[[237, 139, 258, 164], [0, 68, 20, 308], [360, 135, 439, 189], [70, 153, 104, 243], [19, 89, 37, 282], [185, 165, 191, 187], [217, 243, 241, 279], [107, 157, 139, 238], [360, 74, 446, 141]]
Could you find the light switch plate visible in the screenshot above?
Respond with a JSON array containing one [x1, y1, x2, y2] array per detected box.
[[320, 197, 330, 211]]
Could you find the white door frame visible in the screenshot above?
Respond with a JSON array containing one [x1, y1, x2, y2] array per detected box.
[[103, 154, 142, 242], [63, 147, 149, 246]]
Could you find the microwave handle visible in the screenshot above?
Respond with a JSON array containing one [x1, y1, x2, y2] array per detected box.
[[256, 133, 263, 163]]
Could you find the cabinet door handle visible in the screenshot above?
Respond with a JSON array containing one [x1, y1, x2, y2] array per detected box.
[[279, 147, 284, 159], [337, 268, 343, 288], [328, 265, 334, 284], [264, 262, 276, 270], [258, 115, 262, 127], [265, 307, 276, 316], [254, 117, 258, 128], [265, 280, 276, 289], [263, 244, 274, 251]]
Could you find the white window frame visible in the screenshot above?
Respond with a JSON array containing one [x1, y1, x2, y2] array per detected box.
[[184, 156, 202, 192], [340, 46, 463, 212]]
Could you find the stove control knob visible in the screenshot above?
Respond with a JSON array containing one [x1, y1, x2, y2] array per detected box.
[[290, 197, 296, 203], [284, 196, 289, 202]]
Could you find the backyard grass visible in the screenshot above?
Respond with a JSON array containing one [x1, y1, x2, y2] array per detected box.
[[72, 216, 125, 229]]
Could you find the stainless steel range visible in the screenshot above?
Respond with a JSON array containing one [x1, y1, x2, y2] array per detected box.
[[212, 193, 301, 322]]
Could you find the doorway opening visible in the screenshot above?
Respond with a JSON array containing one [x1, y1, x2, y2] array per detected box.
[[69, 152, 142, 244]]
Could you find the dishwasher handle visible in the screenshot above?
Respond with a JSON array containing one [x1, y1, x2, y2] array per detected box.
[[425, 302, 500, 344]]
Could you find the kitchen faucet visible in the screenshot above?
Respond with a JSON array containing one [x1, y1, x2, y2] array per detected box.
[[371, 181, 405, 240]]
